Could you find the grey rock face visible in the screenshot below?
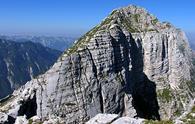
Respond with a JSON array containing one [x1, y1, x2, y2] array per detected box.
[[0, 5, 194, 124]]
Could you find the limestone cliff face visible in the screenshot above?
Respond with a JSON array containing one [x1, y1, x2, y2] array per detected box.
[[0, 5, 194, 124]]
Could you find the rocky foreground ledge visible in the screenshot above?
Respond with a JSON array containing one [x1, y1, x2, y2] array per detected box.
[[86, 114, 144, 124], [1, 111, 195, 124]]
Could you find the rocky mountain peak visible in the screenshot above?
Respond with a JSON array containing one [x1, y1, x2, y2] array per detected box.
[[64, 5, 174, 56], [0, 5, 194, 124], [110, 5, 173, 31]]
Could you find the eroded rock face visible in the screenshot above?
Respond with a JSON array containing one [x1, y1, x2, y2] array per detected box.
[[0, 5, 194, 123]]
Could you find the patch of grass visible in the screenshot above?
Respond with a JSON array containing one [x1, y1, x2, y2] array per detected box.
[[181, 105, 195, 123], [184, 113, 195, 124], [110, 10, 117, 16], [174, 101, 183, 116], [187, 119, 195, 124], [120, 17, 139, 33], [157, 88, 172, 102], [113, 11, 139, 33], [191, 106, 195, 113], [186, 113, 194, 119], [144, 120, 173, 124], [181, 118, 195, 124], [133, 14, 140, 23], [174, 109, 182, 116], [157, 77, 165, 82], [101, 17, 113, 27], [151, 18, 158, 25], [148, 29, 155, 32], [116, 73, 124, 84], [28, 119, 33, 124]]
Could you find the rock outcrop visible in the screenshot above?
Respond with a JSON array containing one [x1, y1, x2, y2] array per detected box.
[[86, 114, 144, 124], [0, 5, 194, 124]]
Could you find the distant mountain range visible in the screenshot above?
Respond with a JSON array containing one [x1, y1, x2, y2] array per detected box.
[[0, 39, 61, 98], [0, 35, 76, 51]]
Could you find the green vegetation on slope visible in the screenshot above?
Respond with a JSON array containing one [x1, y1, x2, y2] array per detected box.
[[181, 106, 195, 124], [157, 88, 172, 102], [151, 18, 158, 25], [144, 120, 173, 124]]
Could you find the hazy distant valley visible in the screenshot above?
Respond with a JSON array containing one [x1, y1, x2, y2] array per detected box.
[[0, 35, 77, 99], [0, 39, 62, 99]]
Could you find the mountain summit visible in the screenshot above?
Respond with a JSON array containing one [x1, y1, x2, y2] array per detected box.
[[0, 5, 194, 124], [65, 5, 173, 56]]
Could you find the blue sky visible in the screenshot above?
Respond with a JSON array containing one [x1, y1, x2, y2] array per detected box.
[[0, 0, 194, 36]]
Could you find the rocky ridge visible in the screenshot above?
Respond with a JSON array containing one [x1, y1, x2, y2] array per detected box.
[[0, 5, 194, 124]]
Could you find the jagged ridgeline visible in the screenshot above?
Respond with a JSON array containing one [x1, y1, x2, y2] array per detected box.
[[64, 5, 171, 56], [0, 5, 194, 124]]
